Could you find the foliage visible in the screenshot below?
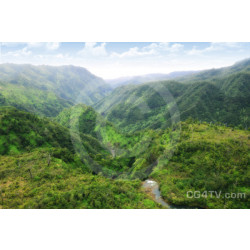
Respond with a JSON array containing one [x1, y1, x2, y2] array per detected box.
[[0, 64, 112, 116], [150, 121, 250, 209], [0, 148, 160, 209], [95, 61, 250, 132], [0, 81, 72, 117], [0, 59, 250, 209]]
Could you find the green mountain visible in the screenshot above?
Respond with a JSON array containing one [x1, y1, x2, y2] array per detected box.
[[150, 120, 250, 209], [0, 81, 73, 117], [0, 106, 106, 158], [54, 105, 250, 209], [95, 61, 250, 133], [0, 59, 249, 209], [1, 106, 248, 208], [0, 64, 111, 116], [178, 58, 250, 83], [55, 104, 162, 179], [55, 104, 98, 137], [0, 148, 159, 209], [0, 106, 161, 208]]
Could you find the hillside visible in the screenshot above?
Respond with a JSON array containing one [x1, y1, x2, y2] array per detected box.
[[106, 58, 250, 88], [95, 70, 250, 133], [0, 148, 160, 209], [0, 81, 73, 117], [0, 106, 164, 209], [55, 104, 169, 179], [178, 58, 250, 83], [150, 120, 250, 209], [0, 58, 249, 209], [0, 106, 163, 208], [0, 64, 111, 114], [0, 104, 249, 208]]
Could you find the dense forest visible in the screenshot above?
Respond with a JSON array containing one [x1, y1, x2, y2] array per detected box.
[[95, 60, 250, 132], [0, 59, 249, 209]]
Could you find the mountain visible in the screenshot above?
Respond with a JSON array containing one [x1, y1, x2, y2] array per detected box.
[[106, 58, 250, 88], [106, 71, 199, 87], [0, 106, 107, 158], [0, 64, 112, 116], [178, 58, 250, 83], [0, 148, 160, 208], [55, 104, 98, 137], [0, 106, 162, 209], [150, 120, 250, 209], [1, 106, 248, 208], [55, 104, 166, 179], [0, 81, 73, 117], [0, 58, 249, 209], [95, 59, 250, 133]]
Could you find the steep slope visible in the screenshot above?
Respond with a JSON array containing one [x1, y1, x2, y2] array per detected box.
[[0, 148, 160, 209], [0, 106, 109, 164], [178, 58, 250, 83], [0, 107, 249, 209], [0, 81, 73, 117], [54, 105, 250, 208], [94, 81, 186, 132], [55, 104, 98, 137], [56, 104, 181, 179], [95, 71, 250, 132], [0, 63, 111, 107], [150, 121, 250, 209], [0, 106, 162, 209]]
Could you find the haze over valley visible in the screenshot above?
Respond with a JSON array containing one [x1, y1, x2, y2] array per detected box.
[[0, 42, 249, 209]]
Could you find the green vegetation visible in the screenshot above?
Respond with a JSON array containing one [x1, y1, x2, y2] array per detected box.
[[178, 58, 250, 83], [0, 148, 159, 209], [55, 105, 250, 209], [55, 104, 180, 180], [0, 106, 104, 156], [0, 64, 112, 116], [150, 121, 250, 209], [0, 107, 160, 208], [95, 60, 250, 133], [55, 104, 98, 137], [0, 59, 249, 209], [0, 82, 72, 117]]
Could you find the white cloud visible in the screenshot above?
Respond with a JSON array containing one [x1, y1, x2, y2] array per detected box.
[[1, 42, 60, 51], [55, 53, 64, 58], [111, 46, 156, 58], [26, 43, 44, 48], [170, 43, 184, 52], [78, 42, 107, 57], [111, 42, 184, 58], [3, 47, 32, 57], [187, 42, 243, 56], [46, 42, 60, 50], [26, 42, 60, 50], [1, 42, 27, 47]]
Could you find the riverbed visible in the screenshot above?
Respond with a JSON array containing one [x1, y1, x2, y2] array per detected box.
[[142, 179, 172, 208]]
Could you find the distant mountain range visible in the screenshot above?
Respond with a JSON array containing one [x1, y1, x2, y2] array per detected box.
[[0, 58, 249, 209], [106, 71, 199, 87], [95, 58, 250, 132]]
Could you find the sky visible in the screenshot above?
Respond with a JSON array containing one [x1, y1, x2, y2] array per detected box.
[[0, 42, 249, 79]]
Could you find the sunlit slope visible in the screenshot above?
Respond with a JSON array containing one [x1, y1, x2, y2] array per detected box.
[[95, 72, 250, 133]]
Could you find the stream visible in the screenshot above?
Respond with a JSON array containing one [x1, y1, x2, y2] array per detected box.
[[142, 179, 201, 209], [142, 179, 173, 208]]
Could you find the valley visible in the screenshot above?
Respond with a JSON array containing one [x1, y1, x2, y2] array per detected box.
[[0, 59, 249, 209]]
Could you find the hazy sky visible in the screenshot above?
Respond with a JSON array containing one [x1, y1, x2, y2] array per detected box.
[[0, 42, 249, 79]]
